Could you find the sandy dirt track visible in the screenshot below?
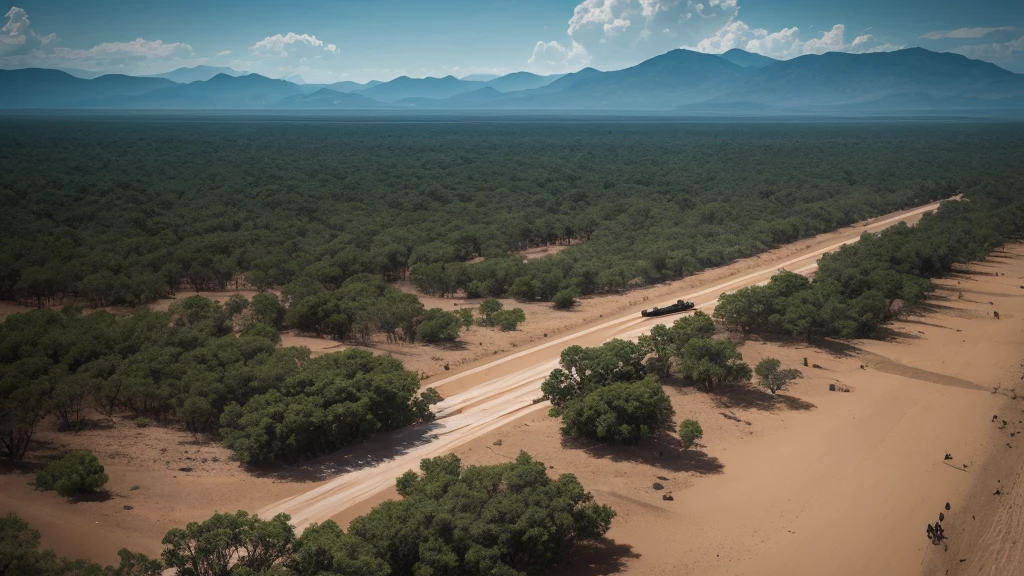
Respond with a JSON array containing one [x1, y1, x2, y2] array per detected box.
[[258, 200, 949, 531]]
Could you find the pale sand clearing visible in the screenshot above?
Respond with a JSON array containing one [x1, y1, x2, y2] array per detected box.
[[9, 199, 1024, 574]]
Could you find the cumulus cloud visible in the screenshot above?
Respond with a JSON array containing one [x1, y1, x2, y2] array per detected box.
[[922, 27, 1015, 40], [529, 0, 741, 73], [951, 35, 1024, 72], [531, 0, 904, 72], [0, 6, 54, 57], [250, 32, 338, 57], [1, 6, 200, 74], [695, 21, 903, 58]]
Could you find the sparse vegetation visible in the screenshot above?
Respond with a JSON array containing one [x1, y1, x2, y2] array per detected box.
[[754, 358, 803, 395], [678, 419, 704, 450], [35, 450, 109, 498]]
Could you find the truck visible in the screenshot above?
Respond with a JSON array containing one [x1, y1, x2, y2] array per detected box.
[[640, 299, 695, 318]]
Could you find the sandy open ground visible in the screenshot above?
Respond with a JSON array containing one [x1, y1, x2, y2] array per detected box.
[[5, 199, 1024, 575]]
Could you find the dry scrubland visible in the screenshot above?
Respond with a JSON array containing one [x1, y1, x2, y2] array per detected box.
[[6, 205, 1024, 575]]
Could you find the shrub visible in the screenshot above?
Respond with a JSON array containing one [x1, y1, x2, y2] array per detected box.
[[415, 308, 462, 343], [678, 419, 703, 450], [553, 288, 578, 310], [477, 298, 504, 326], [349, 452, 615, 576], [560, 377, 675, 445], [754, 357, 803, 395], [492, 308, 526, 331], [35, 450, 109, 497], [132, 417, 152, 428], [676, 337, 752, 390]]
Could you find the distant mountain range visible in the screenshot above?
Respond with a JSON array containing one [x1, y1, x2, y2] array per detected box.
[[2, 48, 1022, 113]]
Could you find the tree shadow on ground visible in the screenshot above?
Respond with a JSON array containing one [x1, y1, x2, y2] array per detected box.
[[560, 433, 724, 475], [552, 539, 641, 576], [874, 326, 924, 342], [244, 421, 444, 483], [898, 318, 952, 330], [711, 385, 816, 413], [69, 490, 113, 503]]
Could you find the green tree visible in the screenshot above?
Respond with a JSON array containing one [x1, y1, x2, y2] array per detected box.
[[250, 292, 286, 330], [35, 450, 109, 497], [415, 309, 462, 344], [541, 339, 649, 407], [286, 521, 389, 576], [676, 338, 752, 391], [477, 298, 504, 326], [491, 307, 526, 331], [349, 452, 614, 576], [678, 419, 703, 450], [560, 377, 675, 445], [161, 511, 294, 576], [552, 289, 577, 310], [754, 358, 803, 395]]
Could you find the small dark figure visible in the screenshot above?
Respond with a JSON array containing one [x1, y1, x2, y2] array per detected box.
[[939, 512, 945, 522], [803, 357, 809, 367], [994, 311, 1000, 319], [994, 489, 1002, 495], [944, 453, 953, 461], [443, 362, 450, 371], [963, 464, 969, 469], [926, 524, 935, 540], [945, 502, 951, 511], [993, 415, 999, 422], [829, 383, 836, 392]]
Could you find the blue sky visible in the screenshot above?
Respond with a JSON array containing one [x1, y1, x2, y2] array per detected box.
[[1, 0, 1022, 82]]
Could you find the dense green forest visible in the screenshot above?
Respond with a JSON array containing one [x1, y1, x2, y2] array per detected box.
[[1, 452, 614, 576], [0, 298, 440, 463], [3, 117, 1022, 307], [715, 185, 1024, 340]]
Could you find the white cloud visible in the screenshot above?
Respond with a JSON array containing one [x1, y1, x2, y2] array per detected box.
[[1, 6, 199, 74], [530, 0, 905, 73], [922, 27, 1015, 40], [0, 6, 54, 57], [951, 35, 1024, 72], [530, 0, 740, 73], [693, 20, 903, 59], [216, 50, 232, 57], [250, 32, 337, 57], [528, 40, 589, 74]]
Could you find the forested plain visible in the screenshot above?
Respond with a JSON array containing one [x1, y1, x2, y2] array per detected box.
[[3, 117, 1022, 307]]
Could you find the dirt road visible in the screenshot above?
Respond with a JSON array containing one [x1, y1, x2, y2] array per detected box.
[[259, 200, 948, 530]]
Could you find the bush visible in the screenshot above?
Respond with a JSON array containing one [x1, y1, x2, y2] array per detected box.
[[678, 419, 703, 450], [35, 450, 109, 497], [415, 308, 462, 343], [754, 357, 803, 395], [553, 288, 577, 310], [676, 337, 752, 391], [349, 452, 615, 576], [492, 307, 526, 331], [162, 511, 294, 575], [132, 417, 152, 428], [541, 339, 649, 407], [560, 377, 675, 445]]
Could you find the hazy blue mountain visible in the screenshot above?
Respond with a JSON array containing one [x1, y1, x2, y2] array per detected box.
[[90, 73, 306, 108], [396, 87, 505, 107], [279, 88, 392, 109], [149, 65, 246, 83], [357, 75, 485, 102], [463, 50, 752, 109], [324, 80, 382, 92], [0, 69, 176, 108], [461, 73, 500, 81], [482, 71, 565, 93], [283, 74, 307, 85], [54, 67, 107, 79], [718, 49, 777, 68], [3, 47, 1022, 112], [717, 48, 1024, 107]]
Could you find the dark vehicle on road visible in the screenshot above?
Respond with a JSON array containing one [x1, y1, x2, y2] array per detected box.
[[641, 300, 695, 318]]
